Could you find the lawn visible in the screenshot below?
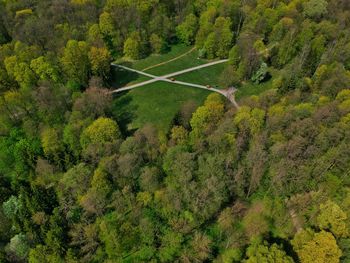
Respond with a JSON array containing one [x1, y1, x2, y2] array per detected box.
[[110, 66, 150, 89], [112, 81, 211, 134], [234, 67, 279, 100], [145, 50, 211, 76], [175, 62, 228, 89], [115, 44, 213, 76], [235, 79, 274, 101], [130, 44, 193, 71]]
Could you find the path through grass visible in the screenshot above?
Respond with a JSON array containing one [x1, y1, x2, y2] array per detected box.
[[175, 62, 228, 88], [112, 81, 211, 133]]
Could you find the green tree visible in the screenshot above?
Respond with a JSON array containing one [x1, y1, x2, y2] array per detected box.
[[317, 200, 348, 238], [4, 56, 36, 89], [80, 117, 121, 149], [3, 195, 21, 219], [204, 32, 216, 59], [88, 46, 111, 81], [214, 17, 233, 58], [245, 240, 294, 263], [41, 127, 64, 163], [5, 233, 30, 261], [80, 117, 121, 160], [303, 0, 328, 19], [123, 32, 143, 59], [176, 14, 198, 45], [292, 229, 342, 263], [149, 33, 165, 54], [61, 40, 90, 87], [190, 93, 224, 143], [158, 230, 183, 262], [219, 65, 241, 87], [30, 56, 59, 82]]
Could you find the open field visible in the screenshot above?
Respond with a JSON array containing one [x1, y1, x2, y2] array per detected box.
[[110, 46, 279, 133], [235, 67, 278, 100], [112, 81, 211, 133], [115, 44, 213, 76], [125, 44, 193, 71], [235, 80, 273, 101], [175, 62, 228, 89], [110, 66, 150, 89]]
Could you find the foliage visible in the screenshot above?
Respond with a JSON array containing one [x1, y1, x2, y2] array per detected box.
[[176, 14, 198, 45], [61, 40, 90, 87], [292, 230, 342, 263], [245, 240, 294, 263], [317, 200, 349, 238], [1, 0, 350, 262]]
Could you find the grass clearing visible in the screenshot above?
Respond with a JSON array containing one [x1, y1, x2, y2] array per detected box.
[[235, 67, 279, 100], [175, 62, 228, 88], [115, 44, 192, 70], [115, 44, 213, 76], [235, 80, 273, 100], [110, 66, 150, 88], [145, 50, 210, 76], [112, 81, 211, 133]]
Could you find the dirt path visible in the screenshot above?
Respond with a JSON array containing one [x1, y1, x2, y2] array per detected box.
[[141, 47, 196, 71], [289, 208, 302, 233]]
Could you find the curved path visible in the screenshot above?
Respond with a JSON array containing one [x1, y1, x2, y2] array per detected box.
[[110, 59, 239, 108]]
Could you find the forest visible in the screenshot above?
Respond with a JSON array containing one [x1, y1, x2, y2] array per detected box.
[[1, 0, 350, 262]]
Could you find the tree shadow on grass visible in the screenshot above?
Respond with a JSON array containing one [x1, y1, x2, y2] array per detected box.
[[110, 62, 140, 89], [111, 91, 138, 137]]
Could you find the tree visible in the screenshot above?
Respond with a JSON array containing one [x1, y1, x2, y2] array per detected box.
[[229, 45, 241, 67], [123, 32, 143, 59], [190, 93, 224, 143], [80, 117, 121, 149], [181, 232, 212, 262], [245, 240, 294, 263], [242, 202, 269, 239], [58, 163, 93, 215], [317, 200, 348, 238], [72, 87, 112, 120], [214, 17, 233, 58], [4, 56, 36, 89], [158, 230, 183, 262], [80, 117, 121, 160], [219, 65, 241, 88], [88, 46, 111, 81], [61, 40, 90, 87], [303, 0, 328, 19], [292, 229, 342, 263], [204, 32, 216, 59], [3, 195, 21, 219], [149, 33, 165, 54], [170, 126, 188, 146], [5, 233, 30, 261], [30, 56, 60, 82], [176, 14, 198, 45], [251, 62, 268, 84], [79, 167, 112, 215], [41, 127, 64, 164]]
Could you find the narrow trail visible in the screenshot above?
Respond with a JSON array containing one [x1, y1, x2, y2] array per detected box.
[[289, 208, 302, 233], [141, 47, 196, 72], [110, 59, 239, 109]]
